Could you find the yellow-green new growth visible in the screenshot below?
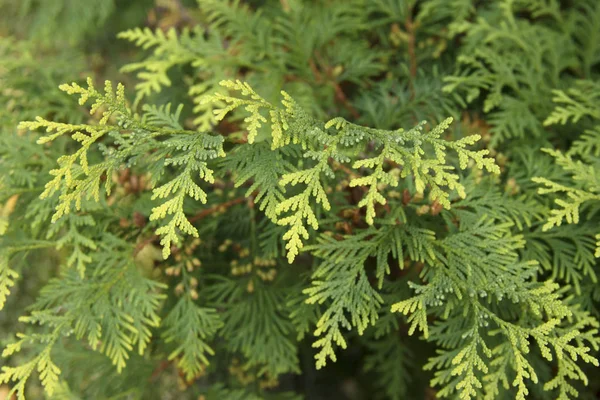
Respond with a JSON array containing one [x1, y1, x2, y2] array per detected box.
[[0, 250, 17, 310], [203, 80, 293, 148], [18, 79, 130, 223], [205, 81, 499, 263], [0, 329, 63, 400], [19, 78, 228, 262], [150, 160, 215, 259], [276, 148, 337, 263], [535, 80, 600, 258], [327, 116, 498, 218]]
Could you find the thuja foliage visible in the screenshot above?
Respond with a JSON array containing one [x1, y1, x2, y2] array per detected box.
[[1, 1, 599, 399]]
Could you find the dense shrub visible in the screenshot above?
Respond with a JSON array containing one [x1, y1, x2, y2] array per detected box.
[[1, 1, 599, 399]]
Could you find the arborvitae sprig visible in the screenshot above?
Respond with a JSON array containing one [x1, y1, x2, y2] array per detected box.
[[118, 27, 205, 108], [3, 1, 600, 399], [0, 237, 167, 399], [442, 0, 577, 146], [534, 80, 600, 257], [392, 217, 599, 400], [18, 79, 131, 223], [305, 208, 436, 369], [205, 79, 498, 262], [161, 297, 222, 381], [19, 78, 225, 261]]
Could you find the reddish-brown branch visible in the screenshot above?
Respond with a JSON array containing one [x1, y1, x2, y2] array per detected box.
[[149, 360, 171, 382], [332, 82, 360, 119], [134, 234, 159, 257], [188, 197, 247, 223], [309, 59, 324, 83], [309, 58, 360, 120], [405, 9, 417, 99]]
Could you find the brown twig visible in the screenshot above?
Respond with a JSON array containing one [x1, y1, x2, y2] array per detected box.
[[405, 8, 417, 99], [188, 197, 247, 223], [133, 234, 159, 257], [149, 360, 171, 382], [332, 82, 360, 120], [309, 58, 360, 120], [309, 59, 324, 83]]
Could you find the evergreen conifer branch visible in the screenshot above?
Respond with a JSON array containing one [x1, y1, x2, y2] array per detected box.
[[0, 242, 55, 311], [1, 238, 167, 398], [388, 216, 599, 399], [0, 249, 17, 310], [544, 81, 600, 126], [161, 297, 222, 381], [534, 80, 600, 258], [19, 78, 227, 260], [149, 133, 225, 258], [3, 1, 600, 398], [118, 27, 202, 107], [205, 80, 498, 262]]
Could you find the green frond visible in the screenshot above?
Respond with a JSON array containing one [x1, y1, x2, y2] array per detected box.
[[307, 266, 382, 369], [568, 0, 600, 78], [443, 2, 574, 144], [223, 143, 296, 222], [4, 2, 600, 398], [118, 27, 201, 106], [51, 213, 98, 277], [0, 312, 67, 400], [206, 81, 497, 262], [142, 103, 184, 130], [392, 214, 599, 399], [149, 133, 225, 258], [534, 81, 600, 258], [544, 81, 600, 126], [0, 250, 18, 310], [524, 224, 598, 295], [162, 298, 222, 381], [306, 222, 436, 368], [569, 126, 600, 159], [206, 277, 300, 377], [1, 239, 167, 397]]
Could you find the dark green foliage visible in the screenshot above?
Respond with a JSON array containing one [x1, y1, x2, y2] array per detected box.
[[1, 1, 599, 399]]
